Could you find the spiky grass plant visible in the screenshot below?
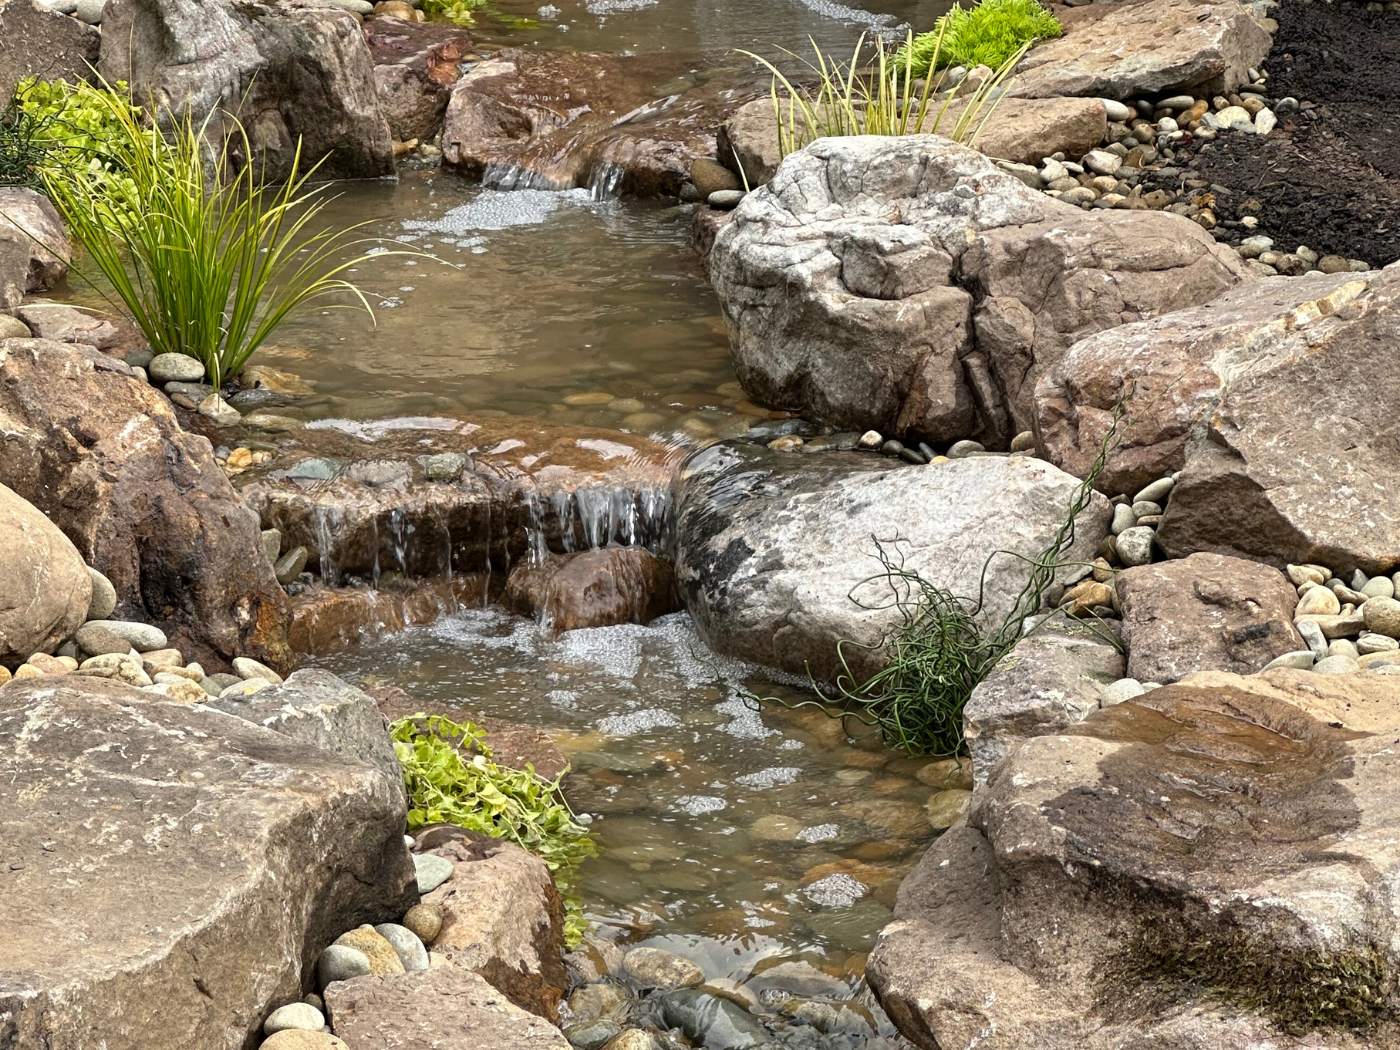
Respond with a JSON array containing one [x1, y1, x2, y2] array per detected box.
[[38, 78, 390, 390], [900, 0, 1063, 78], [740, 28, 1028, 160]]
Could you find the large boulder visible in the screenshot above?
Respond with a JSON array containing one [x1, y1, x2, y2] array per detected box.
[[503, 548, 678, 633], [0, 338, 291, 669], [442, 48, 730, 197], [708, 135, 1246, 446], [366, 15, 472, 142], [99, 0, 393, 180], [1037, 267, 1400, 572], [1114, 552, 1303, 683], [963, 620, 1123, 786], [0, 675, 414, 1050], [870, 669, 1400, 1049], [1007, 0, 1273, 100], [0, 482, 91, 664], [325, 967, 571, 1049], [0, 187, 71, 313], [0, 0, 99, 103], [672, 440, 1110, 682]]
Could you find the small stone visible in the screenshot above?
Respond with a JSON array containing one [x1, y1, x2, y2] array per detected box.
[[707, 189, 745, 210], [857, 430, 883, 450], [1358, 633, 1400, 655], [621, 946, 703, 990], [1100, 678, 1146, 706], [25, 653, 69, 675], [924, 788, 971, 829], [1110, 504, 1137, 535], [1364, 597, 1400, 639], [242, 412, 303, 432], [264, 1002, 326, 1035], [1062, 579, 1113, 615], [260, 1033, 349, 1050], [148, 352, 206, 384], [768, 435, 804, 452], [567, 1020, 623, 1049], [1130, 500, 1162, 518], [1363, 576, 1396, 600], [1329, 638, 1360, 660], [0, 666, 10, 684], [413, 852, 454, 894], [74, 623, 130, 657], [86, 567, 117, 621], [334, 925, 406, 976], [373, 923, 430, 972], [218, 678, 271, 699], [603, 1033, 658, 1050], [1132, 477, 1174, 504], [148, 676, 208, 703], [303, 993, 324, 1012], [1296, 612, 1367, 639], [80, 619, 167, 652], [946, 439, 984, 459], [1158, 95, 1195, 112], [233, 655, 283, 684], [1098, 98, 1132, 122], [1083, 149, 1122, 175], [1115, 526, 1155, 567], [1295, 587, 1341, 617], [1262, 650, 1315, 671], [1286, 564, 1330, 588], [226, 447, 253, 471], [402, 902, 444, 945], [1313, 654, 1360, 675], [317, 944, 371, 987], [261, 528, 282, 563], [423, 452, 467, 482], [275, 546, 309, 585], [1010, 430, 1035, 452], [198, 393, 241, 426]]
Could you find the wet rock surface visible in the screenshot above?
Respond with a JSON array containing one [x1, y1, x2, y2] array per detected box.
[[709, 135, 1245, 445], [871, 669, 1400, 1049], [0, 675, 414, 1050], [366, 15, 472, 142], [673, 440, 1109, 682], [503, 548, 678, 633]]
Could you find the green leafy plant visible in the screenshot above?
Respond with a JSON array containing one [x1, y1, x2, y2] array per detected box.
[[38, 77, 392, 390], [900, 0, 1062, 77], [390, 713, 596, 948], [421, 0, 487, 25], [740, 28, 1027, 161]]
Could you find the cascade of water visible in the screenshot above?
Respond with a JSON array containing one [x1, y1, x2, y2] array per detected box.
[[311, 505, 345, 584], [523, 488, 551, 567], [587, 163, 627, 200], [481, 162, 567, 192], [551, 489, 578, 553]]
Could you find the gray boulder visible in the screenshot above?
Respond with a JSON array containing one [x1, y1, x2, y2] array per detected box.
[[870, 669, 1400, 1049], [0, 482, 91, 663], [0, 676, 414, 1050], [708, 135, 1246, 445], [99, 0, 393, 180], [672, 441, 1110, 682], [0, 186, 71, 313]]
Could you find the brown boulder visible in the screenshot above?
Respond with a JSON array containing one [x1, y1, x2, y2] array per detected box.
[[0, 482, 91, 664], [0, 0, 99, 103], [717, 97, 782, 187], [870, 669, 1400, 1048], [421, 836, 568, 1021], [366, 16, 472, 142], [503, 548, 678, 632], [0, 675, 414, 1050], [1114, 553, 1303, 683], [0, 338, 290, 670], [326, 966, 571, 1049]]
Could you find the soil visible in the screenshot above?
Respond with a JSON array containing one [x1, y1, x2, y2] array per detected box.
[[1158, 1, 1400, 266]]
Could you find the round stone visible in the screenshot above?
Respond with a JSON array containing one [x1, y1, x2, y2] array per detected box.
[[946, 439, 985, 459], [707, 189, 745, 209], [621, 946, 703, 990], [1100, 678, 1146, 706], [1358, 633, 1400, 655], [1363, 576, 1396, 600], [198, 393, 241, 426], [81, 618, 167, 652], [74, 622, 133, 658], [334, 926, 405, 976], [565, 1020, 622, 1050], [316, 944, 371, 987], [86, 567, 117, 621], [402, 902, 444, 945], [373, 922, 430, 972], [749, 814, 803, 842], [413, 852, 454, 894], [1110, 504, 1137, 535], [1296, 586, 1341, 617], [219, 678, 271, 699], [568, 981, 632, 1025], [1114, 526, 1155, 567], [148, 352, 206, 384], [1314, 654, 1360, 675], [232, 655, 283, 684], [260, 1033, 349, 1049], [1262, 651, 1315, 671], [1364, 597, 1400, 639], [924, 788, 971, 830], [263, 1002, 326, 1035]]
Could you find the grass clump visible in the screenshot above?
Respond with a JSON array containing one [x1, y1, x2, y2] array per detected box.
[[390, 713, 596, 948], [741, 28, 1027, 161], [421, 0, 488, 25], [38, 77, 391, 389], [900, 0, 1063, 78]]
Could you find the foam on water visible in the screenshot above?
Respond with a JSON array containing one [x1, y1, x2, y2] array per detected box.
[[596, 707, 682, 737], [675, 795, 728, 815], [735, 767, 802, 789], [401, 188, 596, 236], [802, 873, 869, 908]]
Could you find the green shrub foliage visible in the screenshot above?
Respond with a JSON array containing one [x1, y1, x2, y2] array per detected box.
[[900, 0, 1063, 77], [421, 0, 488, 25]]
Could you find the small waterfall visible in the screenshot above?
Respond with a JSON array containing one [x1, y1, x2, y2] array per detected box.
[[524, 483, 673, 557], [311, 505, 346, 584], [587, 162, 627, 200], [481, 162, 569, 192]]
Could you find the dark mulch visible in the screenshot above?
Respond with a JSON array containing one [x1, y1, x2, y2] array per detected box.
[[1159, 1, 1400, 265]]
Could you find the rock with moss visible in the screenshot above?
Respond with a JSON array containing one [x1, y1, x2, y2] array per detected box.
[[870, 668, 1400, 1048]]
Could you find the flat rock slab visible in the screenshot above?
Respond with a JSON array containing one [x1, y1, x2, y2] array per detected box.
[[326, 966, 570, 1048], [0, 676, 414, 1050], [673, 440, 1109, 682], [1038, 267, 1400, 572], [871, 669, 1400, 1048], [1008, 0, 1272, 100]]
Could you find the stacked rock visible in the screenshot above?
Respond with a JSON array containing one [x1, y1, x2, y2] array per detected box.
[[1267, 564, 1400, 675]]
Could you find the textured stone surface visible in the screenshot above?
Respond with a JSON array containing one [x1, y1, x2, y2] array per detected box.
[[100, 0, 393, 179], [366, 15, 472, 142], [1038, 267, 1400, 572], [963, 622, 1123, 786], [0, 0, 99, 104], [503, 548, 678, 632], [709, 135, 1245, 444], [326, 966, 571, 1049], [1007, 0, 1273, 100], [870, 669, 1400, 1049], [0, 187, 71, 309], [0, 482, 91, 664], [0, 339, 290, 670], [936, 96, 1108, 166], [0, 676, 414, 1050], [1115, 553, 1303, 682], [420, 834, 568, 1021], [673, 441, 1109, 682]]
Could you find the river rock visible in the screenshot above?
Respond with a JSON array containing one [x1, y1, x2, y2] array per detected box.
[[0, 676, 413, 1050], [372, 923, 429, 972], [100, 0, 393, 180], [80, 618, 167, 652], [0, 0, 99, 110], [1039, 268, 1400, 570], [621, 947, 703, 991], [325, 966, 571, 1048], [674, 441, 1109, 682], [0, 338, 290, 669], [657, 989, 767, 1050], [503, 548, 678, 633], [963, 621, 1124, 786], [335, 925, 406, 976], [264, 1002, 326, 1035], [869, 668, 1400, 1049], [366, 15, 471, 142], [0, 483, 92, 664], [318, 944, 372, 987], [0, 187, 72, 305], [1006, 0, 1272, 100], [420, 835, 569, 1021], [708, 135, 1244, 444], [148, 351, 206, 384], [1114, 553, 1303, 682], [261, 1034, 348, 1050]]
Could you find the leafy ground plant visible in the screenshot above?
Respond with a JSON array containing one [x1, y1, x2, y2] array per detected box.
[[38, 78, 392, 389], [421, 0, 488, 25], [741, 28, 1027, 161], [389, 713, 596, 948], [899, 0, 1063, 78]]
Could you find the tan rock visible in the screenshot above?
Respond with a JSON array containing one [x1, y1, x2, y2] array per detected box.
[[260, 1032, 349, 1049], [335, 926, 406, 977], [0, 483, 92, 664], [935, 96, 1107, 166]]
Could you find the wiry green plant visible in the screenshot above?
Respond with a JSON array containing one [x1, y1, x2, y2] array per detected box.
[[740, 28, 1028, 160], [37, 78, 398, 390]]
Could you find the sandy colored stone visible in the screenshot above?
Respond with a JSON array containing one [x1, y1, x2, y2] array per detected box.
[[335, 926, 406, 977], [0, 483, 91, 664]]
